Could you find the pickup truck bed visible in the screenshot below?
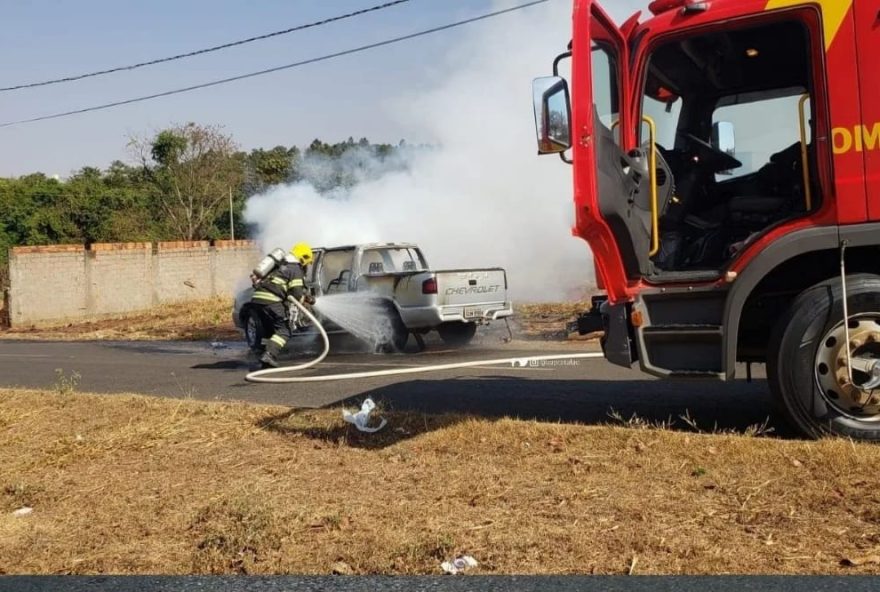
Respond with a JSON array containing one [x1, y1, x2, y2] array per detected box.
[[359, 267, 511, 329]]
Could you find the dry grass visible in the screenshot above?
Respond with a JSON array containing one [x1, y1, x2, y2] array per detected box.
[[0, 297, 237, 341], [0, 299, 595, 343], [3, 388, 880, 575], [514, 301, 597, 341]]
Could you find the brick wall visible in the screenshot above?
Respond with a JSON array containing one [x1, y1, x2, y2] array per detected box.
[[156, 241, 213, 303], [6, 241, 261, 327], [214, 240, 260, 296], [90, 243, 153, 315], [9, 246, 88, 325]]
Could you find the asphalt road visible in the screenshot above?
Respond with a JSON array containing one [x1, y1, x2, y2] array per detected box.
[[0, 337, 779, 432]]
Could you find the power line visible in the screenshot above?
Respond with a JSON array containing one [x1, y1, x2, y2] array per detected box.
[[0, 0, 548, 129], [0, 0, 411, 92]]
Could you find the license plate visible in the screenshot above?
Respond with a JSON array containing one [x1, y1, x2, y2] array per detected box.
[[464, 307, 483, 319]]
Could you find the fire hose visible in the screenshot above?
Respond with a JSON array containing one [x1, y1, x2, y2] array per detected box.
[[245, 297, 604, 384]]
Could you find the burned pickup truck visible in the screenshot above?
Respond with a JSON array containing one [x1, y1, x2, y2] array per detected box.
[[234, 242, 513, 351]]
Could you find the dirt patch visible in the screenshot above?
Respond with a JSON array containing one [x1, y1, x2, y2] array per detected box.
[[0, 297, 238, 342], [2, 388, 880, 575]]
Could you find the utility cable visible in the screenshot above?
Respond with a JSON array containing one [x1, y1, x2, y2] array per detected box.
[[0, 0, 411, 92], [0, 0, 549, 129]]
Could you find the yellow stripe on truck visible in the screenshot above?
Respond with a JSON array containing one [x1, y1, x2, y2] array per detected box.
[[765, 0, 852, 50]]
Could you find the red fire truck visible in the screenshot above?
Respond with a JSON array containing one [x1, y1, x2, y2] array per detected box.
[[533, 0, 880, 439]]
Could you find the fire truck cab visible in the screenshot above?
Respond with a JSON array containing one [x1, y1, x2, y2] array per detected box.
[[534, 0, 880, 439]]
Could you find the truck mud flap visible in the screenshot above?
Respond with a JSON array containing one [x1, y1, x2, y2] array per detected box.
[[567, 295, 607, 336], [567, 296, 633, 368], [602, 301, 635, 368]]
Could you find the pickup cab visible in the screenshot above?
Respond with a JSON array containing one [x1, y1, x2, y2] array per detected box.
[[234, 242, 513, 351]]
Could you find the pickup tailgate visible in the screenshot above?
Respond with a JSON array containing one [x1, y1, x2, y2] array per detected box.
[[436, 268, 508, 313]]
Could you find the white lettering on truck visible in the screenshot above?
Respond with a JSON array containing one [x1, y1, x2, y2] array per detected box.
[[445, 285, 501, 296]]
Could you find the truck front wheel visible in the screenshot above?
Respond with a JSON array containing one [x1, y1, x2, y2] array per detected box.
[[768, 274, 880, 440], [438, 322, 477, 347]]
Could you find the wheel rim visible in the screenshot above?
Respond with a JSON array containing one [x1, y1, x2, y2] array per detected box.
[[815, 314, 880, 420], [246, 315, 259, 346]]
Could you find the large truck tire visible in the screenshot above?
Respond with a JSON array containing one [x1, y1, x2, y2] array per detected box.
[[438, 322, 477, 347], [767, 274, 880, 440]]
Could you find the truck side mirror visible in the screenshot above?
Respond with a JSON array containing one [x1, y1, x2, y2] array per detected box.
[[533, 76, 572, 154]]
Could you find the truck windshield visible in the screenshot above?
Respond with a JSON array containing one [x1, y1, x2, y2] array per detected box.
[[360, 248, 426, 274], [642, 95, 682, 149]]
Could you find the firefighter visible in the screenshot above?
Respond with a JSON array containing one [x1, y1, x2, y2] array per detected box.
[[251, 242, 315, 369]]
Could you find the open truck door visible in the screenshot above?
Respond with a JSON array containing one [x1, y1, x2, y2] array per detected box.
[[534, 1, 666, 304]]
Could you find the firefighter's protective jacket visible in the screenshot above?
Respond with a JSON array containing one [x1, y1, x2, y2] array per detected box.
[[252, 262, 306, 304]]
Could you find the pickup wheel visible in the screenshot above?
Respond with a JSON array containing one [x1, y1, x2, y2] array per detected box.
[[438, 322, 477, 347], [377, 306, 409, 353], [241, 307, 269, 353], [767, 274, 880, 440]]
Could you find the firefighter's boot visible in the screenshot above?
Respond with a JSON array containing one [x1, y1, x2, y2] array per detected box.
[[261, 334, 287, 369], [260, 351, 279, 369]]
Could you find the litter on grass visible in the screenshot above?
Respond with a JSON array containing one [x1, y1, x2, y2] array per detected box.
[[441, 555, 478, 575], [342, 397, 387, 433]]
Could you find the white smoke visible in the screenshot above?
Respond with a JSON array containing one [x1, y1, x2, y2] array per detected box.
[[244, 0, 597, 301]]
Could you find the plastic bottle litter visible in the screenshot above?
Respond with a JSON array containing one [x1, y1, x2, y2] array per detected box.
[[12, 507, 33, 517], [441, 555, 478, 575], [342, 398, 387, 433]]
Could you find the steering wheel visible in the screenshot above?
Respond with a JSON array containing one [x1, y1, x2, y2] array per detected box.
[[682, 132, 742, 173]]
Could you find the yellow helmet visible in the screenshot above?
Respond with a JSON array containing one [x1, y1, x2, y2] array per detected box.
[[290, 243, 314, 266]]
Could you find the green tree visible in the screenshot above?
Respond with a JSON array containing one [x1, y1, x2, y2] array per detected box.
[[131, 122, 245, 240], [65, 165, 159, 243]]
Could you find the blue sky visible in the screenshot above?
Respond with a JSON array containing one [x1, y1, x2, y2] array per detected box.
[[0, 0, 643, 177]]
